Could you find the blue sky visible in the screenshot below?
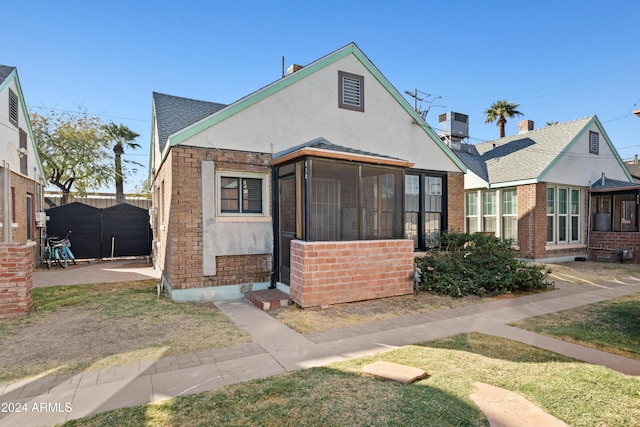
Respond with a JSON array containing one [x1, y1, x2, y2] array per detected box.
[[4, 0, 640, 192]]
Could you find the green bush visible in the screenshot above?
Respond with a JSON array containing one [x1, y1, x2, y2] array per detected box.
[[415, 232, 553, 297]]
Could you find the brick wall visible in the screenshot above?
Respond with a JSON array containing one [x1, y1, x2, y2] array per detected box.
[[447, 172, 464, 232], [0, 243, 32, 319], [289, 239, 414, 308], [156, 146, 272, 291], [0, 171, 42, 264], [589, 231, 640, 263]]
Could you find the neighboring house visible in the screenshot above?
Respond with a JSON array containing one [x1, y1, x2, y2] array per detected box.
[[623, 156, 640, 183], [0, 65, 46, 263], [451, 116, 633, 263], [150, 43, 466, 307]]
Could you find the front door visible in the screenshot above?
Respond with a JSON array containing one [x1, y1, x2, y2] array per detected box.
[[279, 175, 296, 285]]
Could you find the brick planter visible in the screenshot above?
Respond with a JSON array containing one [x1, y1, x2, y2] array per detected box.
[[290, 239, 414, 308], [0, 243, 33, 319]]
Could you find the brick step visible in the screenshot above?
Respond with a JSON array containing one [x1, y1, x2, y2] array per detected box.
[[245, 288, 290, 311]]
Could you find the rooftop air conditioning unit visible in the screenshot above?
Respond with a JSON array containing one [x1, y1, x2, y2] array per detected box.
[[438, 112, 469, 139]]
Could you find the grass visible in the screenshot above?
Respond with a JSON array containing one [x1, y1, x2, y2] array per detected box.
[[510, 293, 640, 360], [60, 333, 640, 427], [0, 280, 251, 383]]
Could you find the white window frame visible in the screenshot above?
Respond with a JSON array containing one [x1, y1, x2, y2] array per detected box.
[[546, 186, 581, 244], [501, 188, 518, 243], [216, 170, 268, 217], [482, 190, 497, 233], [465, 192, 479, 233]]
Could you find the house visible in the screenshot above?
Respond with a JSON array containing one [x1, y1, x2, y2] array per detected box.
[[450, 116, 633, 263], [150, 43, 466, 307], [0, 65, 46, 263]]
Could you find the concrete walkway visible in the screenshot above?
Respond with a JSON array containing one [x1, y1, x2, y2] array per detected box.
[[2, 272, 640, 426]]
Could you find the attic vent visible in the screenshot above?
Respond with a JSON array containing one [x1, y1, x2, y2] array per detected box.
[[589, 131, 599, 155], [8, 89, 18, 127], [338, 71, 364, 112]]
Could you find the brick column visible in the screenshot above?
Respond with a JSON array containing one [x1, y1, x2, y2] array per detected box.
[[0, 243, 33, 319]]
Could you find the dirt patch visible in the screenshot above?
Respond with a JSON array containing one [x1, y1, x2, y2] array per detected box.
[[0, 309, 170, 368], [272, 261, 640, 334]]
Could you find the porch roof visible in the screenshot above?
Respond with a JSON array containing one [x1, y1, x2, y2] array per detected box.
[[271, 137, 415, 168], [590, 174, 640, 192]]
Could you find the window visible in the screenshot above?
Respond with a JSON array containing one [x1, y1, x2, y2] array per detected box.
[[338, 71, 364, 112], [547, 186, 581, 244], [220, 177, 263, 214], [9, 89, 18, 127], [482, 190, 497, 233], [589, 131, 599, 154], [216, 171, 267, 216], [404, 173, 444, 249], [501, 189, 518, 242], [465, 188, 517, 242], [465, 192, 479, 233], [26, 194, 33, 241], [546, 187, 555, 242], [571, 189, 580, 241]]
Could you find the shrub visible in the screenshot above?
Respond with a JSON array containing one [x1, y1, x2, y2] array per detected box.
[[415, 232, 553, 297]]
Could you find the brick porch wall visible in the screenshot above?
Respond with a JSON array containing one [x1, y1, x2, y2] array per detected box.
[[0, 243, 33, 319], [589, 231, 640, 263], [289, 239, 414, 308]]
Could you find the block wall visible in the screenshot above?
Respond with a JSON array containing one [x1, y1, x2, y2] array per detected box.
[[289, 239, 414, 308], [0, 243, 32, 319]]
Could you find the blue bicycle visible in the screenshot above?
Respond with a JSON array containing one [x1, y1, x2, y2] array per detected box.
[[43, 231, 76, 268]]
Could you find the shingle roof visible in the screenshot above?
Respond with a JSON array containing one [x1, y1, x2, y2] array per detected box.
[[153, 92, 227, 151], [590, 174, 640, 191], [273, 137, 406, 161], [453, 116, 594, 184], [0, 65, 16, 85]]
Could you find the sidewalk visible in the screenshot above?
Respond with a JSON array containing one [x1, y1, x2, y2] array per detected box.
[[2, 277, 640, 426]]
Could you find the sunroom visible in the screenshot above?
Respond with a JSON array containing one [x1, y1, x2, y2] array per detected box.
[[271, 138, 417, 307]]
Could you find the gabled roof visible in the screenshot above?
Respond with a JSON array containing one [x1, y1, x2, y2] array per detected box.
[[0, 65, 16, 86], [153, 92, 226, 151], [272, 137, 413, 167], [453, 116, 629, 185], [152, 43, 466, 173]]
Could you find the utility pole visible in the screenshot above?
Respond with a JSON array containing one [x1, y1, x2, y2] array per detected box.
[[405, 89, 426, 113]]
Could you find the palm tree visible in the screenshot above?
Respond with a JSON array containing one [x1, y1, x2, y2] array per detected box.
[[103, 122, 140, 204], [483, 100, 523, 138]]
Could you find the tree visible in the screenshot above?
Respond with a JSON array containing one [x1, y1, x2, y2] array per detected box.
[[483, 100, 523, 138], [103, 122, 141, 204], [30, 109, 113, 204]]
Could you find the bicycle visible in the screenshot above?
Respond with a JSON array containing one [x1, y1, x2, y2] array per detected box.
[[42, 231, 76, 268]]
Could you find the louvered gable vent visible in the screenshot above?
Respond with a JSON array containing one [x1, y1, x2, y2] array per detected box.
[[338, 71, 364, 112], [342, 76, 361, 107]]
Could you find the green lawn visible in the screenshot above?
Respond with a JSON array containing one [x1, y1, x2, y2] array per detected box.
[[60, 333, 640, 427], [510, 293, 640, 360]]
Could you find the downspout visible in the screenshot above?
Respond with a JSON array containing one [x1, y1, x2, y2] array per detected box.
[[270, 166, 278, 289]]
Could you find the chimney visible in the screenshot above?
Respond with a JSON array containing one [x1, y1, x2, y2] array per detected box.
[[518, 119, 534, 134], [287, 64, 304, 75], [635, 154, 638, 164]]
